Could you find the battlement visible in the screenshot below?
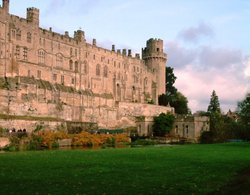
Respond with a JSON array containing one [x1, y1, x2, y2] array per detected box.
[[142, 38, 166, 60], [26, 7, 39, 25]]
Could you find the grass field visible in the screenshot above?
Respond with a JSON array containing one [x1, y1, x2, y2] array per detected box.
[[0, 143, 250, 194]]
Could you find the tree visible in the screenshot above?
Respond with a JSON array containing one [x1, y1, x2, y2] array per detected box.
[[165, 67, 177, 95], [207, 90, 221, 114], [237, 93, 250, 126], [159, 66, 190, 114], [152, 113, 175, 137], [207, 90, 222, 132]]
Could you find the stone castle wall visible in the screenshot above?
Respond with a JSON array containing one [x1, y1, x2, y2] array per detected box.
[[0, 1, 171, 131]]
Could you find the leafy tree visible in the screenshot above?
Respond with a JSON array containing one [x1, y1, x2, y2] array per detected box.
[[237, 93, 250, 125], [152, 113, 175, 137], [207, 90, 221, 114], [159, 66, 190, 114]]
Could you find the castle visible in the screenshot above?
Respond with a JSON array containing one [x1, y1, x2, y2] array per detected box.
[[0, 0, 174, 131]]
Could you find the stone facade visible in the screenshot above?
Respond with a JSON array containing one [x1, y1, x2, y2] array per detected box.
[[0, 0, 173, 131], [173, 116, 210, 142], [136, 115, 210, 142]]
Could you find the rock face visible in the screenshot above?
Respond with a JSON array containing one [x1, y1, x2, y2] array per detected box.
[[0, 0, 173, 131]]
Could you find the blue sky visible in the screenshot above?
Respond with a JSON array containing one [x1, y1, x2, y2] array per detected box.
[[7, 0, 250, 113]]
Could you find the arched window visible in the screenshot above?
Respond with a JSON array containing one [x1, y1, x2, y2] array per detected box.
[[27, 32, 32, 43], [103, 65, 108, 77], [96, 64, 101, 76], [69, 60, 73, 70], [38, 50, 45, 64]]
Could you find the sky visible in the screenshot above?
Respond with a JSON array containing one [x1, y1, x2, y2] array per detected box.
[[6, 0, 250, 113]]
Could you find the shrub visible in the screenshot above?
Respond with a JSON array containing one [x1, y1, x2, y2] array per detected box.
[[153, 113, 175, 137]]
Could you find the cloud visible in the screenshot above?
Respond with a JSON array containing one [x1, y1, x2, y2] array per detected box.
[[178, 22, 214, 43], [165, 38, 248, 113], [166, 41, 196, 68], [199, 46, 242, 69]]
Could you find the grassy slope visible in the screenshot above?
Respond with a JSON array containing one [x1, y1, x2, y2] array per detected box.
[[0, 143, 250, 194]]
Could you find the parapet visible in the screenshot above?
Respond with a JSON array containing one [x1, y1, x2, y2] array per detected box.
[[26, 7, 40, 25]]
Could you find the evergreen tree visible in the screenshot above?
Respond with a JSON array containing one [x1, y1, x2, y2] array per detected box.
[[207, 90, 222, 135], [207, 90, 221, 114]]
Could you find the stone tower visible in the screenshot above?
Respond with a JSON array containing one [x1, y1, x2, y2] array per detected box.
[[142, 38, 167, 104], [26, 7, 40, 26], [2, 0, 9, 13]]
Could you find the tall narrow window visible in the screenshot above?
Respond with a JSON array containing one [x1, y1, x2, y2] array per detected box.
[[28, 70, 31, 77], [56, 54, 63, 66], [69, 60, 73, 70], [75, 61, 78, 72], [61, 75, 64, 84], [103, 65, 108, 77], [96, 64, 100, 76], [23, 47, 28, 61], [16, 29, 21, 40], [27, 32, 32, 43], [38, 50, 45, 64], [83, 62, 88, 74], [15, 45, 20, 59], [37, 70, 41, 79]]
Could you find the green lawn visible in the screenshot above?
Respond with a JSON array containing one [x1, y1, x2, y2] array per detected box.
[[0, 143, 250, 194]]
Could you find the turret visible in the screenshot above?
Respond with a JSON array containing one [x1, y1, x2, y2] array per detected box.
[[74, 30, 85, 43], [26, 7, 40, 26], [142, 38, 167, 104], [2, 0, 9, 13]]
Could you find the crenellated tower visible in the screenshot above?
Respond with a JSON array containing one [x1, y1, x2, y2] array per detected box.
[[142, 38, 167, 104], [26, 7, 40, 26], [2, 0, 9, 13]]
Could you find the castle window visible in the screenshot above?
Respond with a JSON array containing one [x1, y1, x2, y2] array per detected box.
[[75, 49, 77, 57], [71, 78, 75, 84], [83, 62, 88, 74], [38, 50, 45, 64], [37, 70, 41, 79], [69, 60, 73, 70], [70, 48, 73, 56], [16, 29, 21, 40], [96, 64, 100, 76], [11, 29, 16, 39], [28, 70, 31, 77], [175, 125, 178, 134], [23, 47, 28, 61], [103, 65, 108, 78], [61, 75, 64, 84], [15, 45, 20, 59], [114, 61, 116, 67], [56, 54, 63, 66], [157, 48, 159, 52], [75, 61, 78, 72], [27, 32, 32, 43], [53, 74, 57, 81]]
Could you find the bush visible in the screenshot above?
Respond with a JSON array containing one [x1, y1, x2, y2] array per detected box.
[[199, 131, 214, 144], [153, 113, 175, 137]]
